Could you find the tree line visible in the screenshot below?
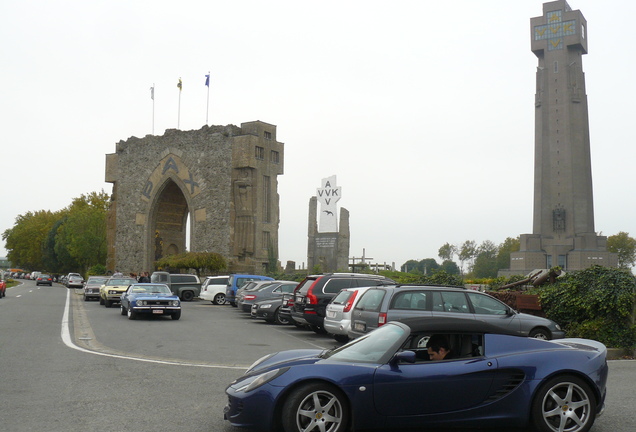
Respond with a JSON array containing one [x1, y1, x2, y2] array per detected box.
[[401, 233, 636, 278], [2, 191, 109, 276]]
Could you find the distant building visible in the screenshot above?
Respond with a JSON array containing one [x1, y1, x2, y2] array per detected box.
[[105, 121, 284, 274]]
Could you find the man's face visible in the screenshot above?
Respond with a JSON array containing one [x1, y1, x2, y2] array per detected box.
[[427, 347, 449, 360]]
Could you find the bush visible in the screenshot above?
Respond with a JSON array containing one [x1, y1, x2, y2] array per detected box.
[[539, 266, 636, 349]]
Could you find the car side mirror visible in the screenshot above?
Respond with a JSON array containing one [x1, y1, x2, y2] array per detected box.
[[390, 350, 416, 365]]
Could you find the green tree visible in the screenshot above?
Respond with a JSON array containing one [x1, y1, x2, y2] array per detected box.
[[496, 237, 520, 270], [155, 252, 226, 276], [57, 191, 110, 273], [458, 240, 477, 273], [438, 243, 457, 262], [439, 259, 460, 275], [2, 210, 60, 270], [400, 259, 421, 273], [607, 231, 636, 269], [472, 240, 498, 278]]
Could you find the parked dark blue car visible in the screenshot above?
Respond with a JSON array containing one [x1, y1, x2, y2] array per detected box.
[[120, 283, 181, 320], [224, 317, 607, 432]]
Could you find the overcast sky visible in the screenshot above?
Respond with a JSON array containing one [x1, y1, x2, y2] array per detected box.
[[1, 1, 634, 270]]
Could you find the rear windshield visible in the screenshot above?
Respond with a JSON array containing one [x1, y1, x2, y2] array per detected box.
[[296, 278, 317, 294], [331, 290, 354, 305]]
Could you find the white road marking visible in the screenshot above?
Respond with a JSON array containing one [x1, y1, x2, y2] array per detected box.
[[61, 289, 246, 370]]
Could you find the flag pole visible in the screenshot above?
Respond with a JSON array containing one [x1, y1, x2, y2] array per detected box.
[[177, 77, 182, 129], [151, 83, 155, 135], [205, 71, 210, 125]]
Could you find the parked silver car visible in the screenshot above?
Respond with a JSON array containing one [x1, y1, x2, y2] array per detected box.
[[323, 286, 372, 343], [237, 281, 298, 313], [348, 285, 565, 340]]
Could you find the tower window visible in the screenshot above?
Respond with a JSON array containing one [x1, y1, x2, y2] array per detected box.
[[255, 146, 264, 160], [264, 131, 272, 140], [271, 150, 280, 164]]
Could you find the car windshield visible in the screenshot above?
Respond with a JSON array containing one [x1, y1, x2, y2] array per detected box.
[[130, 284, 171, 294], [108, 278, 136, 286], [88, 277, 109, 284], [322, 323, 407, 364]]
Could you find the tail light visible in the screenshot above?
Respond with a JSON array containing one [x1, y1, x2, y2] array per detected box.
[[244, 294, 257, 301], [378, 312, 387, 327], [342, 291, 359, 313], [306, 280, 319, 305]]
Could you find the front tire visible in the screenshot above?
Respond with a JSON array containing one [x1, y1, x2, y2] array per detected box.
[[127, 308, 137, 320], [532, 374, 596, 432], [104, 299, 112, 308], [282, 382, 349, 432], [274, 310, 290, 325], [171, 310, 181, 320], [213, 293, 226, 305], [529, 327, 551, 340]]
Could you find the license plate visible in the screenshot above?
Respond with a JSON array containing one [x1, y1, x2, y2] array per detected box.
[[326, 310, 336, 318], [152, 310, 164, 314], [354, 322, 366, 332]]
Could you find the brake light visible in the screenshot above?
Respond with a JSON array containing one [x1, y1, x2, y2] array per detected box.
[[244, 295, 257, 301], [378, 313, 387, 327], [306, 280, 319, 305], [342, 291, 359, 313]]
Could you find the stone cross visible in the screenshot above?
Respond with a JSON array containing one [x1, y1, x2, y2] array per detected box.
[[316, 175, 341, 233]]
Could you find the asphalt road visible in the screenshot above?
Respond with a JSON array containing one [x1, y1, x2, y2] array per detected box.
[[0, 279, 634, 432]]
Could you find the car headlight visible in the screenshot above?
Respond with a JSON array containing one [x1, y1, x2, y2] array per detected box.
[[171, 300, 180, 306], [137, 300, 146, 306], [238, 368, 289, 393], [555, 323, 562, 331], [260, 303, 272, 309]]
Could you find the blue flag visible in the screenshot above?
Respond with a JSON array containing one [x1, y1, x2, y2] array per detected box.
[[205, 74, 210, 87]]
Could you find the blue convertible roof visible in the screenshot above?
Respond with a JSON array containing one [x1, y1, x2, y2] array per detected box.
[[396, 317, 521, 337]]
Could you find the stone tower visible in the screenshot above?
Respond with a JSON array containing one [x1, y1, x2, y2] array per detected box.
[[510, 1, 617, 273], [105, 121, 284, 274]]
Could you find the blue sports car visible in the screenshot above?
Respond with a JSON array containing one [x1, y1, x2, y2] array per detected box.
[[224, 317, 607, 432], [120, 283, 181, 320]]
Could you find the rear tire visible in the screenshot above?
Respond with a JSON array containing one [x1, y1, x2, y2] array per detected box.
[[333, 334, 349, 343], [310, 324, 327, 334], [99, 297, 104, 305], [531, 374, 596, 432], [213, 293, 226, 305], [120, 305, 127, 315], [181, 290, 194, 302]]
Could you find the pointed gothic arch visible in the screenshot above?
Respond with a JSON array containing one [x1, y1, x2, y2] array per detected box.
[[147, 176, 192, 270]]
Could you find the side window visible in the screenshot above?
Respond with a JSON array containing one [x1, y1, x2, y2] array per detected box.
[[237, 278, 255, 288], [355, 289, 385, 312], [438, 291, 470, 313], [467, 292, 509, 315], [280, 284, 297, 293], [391, 291, 428, 310], [323, 278, 352, 294]]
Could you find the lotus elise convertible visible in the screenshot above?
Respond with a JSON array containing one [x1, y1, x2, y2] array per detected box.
[[224, 317, 607, 432]]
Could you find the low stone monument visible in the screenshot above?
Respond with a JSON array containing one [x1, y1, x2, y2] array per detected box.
[[307, 176, 350, 273]]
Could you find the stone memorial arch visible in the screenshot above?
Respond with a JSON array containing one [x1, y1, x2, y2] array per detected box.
[[105, 121, 284, 274]]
